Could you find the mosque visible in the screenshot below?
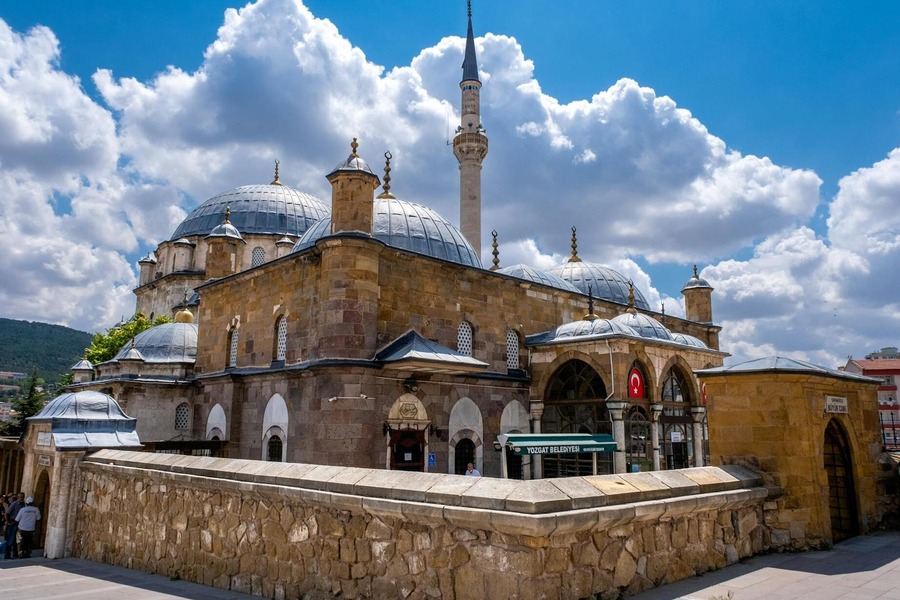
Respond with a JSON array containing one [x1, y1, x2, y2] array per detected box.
[[68, 6, 726, 479]]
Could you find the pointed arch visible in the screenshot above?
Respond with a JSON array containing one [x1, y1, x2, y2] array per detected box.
[[262, 393, 288, 461], [206, 403, 227, 440], [449, 397, 484, 475]]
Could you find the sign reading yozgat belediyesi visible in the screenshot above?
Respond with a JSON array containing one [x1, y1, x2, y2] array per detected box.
[[825, 395, 848, 414]]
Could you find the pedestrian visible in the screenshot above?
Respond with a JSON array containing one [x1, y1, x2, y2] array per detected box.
[[465, 462, 481, 476], [4, 493, 23, 559], [14, 497, 40, 559]]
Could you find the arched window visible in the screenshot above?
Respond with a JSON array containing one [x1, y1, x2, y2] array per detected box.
[[251, 246, 266, 268], [506, 330, 520, 371], [626, 406, 650, 473], [457, 322, 473, 356], [267, 435, 283, 462], [660, 367, 694, 470], [542, 359, 612, 477], [174, 402, 190, 431], [228, 328, 239, 368], [274, 315, 287, 361]]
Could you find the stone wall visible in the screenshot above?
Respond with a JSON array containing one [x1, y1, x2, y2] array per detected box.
[[75, 451, 771, 600]]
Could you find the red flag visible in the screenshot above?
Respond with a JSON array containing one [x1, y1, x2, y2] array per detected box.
[[628, 367, 645, 398]]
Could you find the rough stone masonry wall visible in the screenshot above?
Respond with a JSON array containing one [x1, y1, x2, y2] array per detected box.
[[75, 451, 770, 600]]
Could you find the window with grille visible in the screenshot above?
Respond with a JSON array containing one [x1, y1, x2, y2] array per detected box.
[[174, 402, 190, 430], [228, 329, 239, 367], [275, 316, 287, 361], [457, 322, 473, 356], [251, 246, 266, 267], [267, 435, 283, 462], [506, 330, 519, 370]]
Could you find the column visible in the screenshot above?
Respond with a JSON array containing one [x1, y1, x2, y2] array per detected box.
[[530, 400, 544, 479], [606, 401, 628, 474], [691, 406, 707, 467], [651, 403, 663, 471]]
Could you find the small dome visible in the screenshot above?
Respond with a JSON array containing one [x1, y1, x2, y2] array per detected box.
[[171, 184, 329, 240], [173, 238, 196, 247], [611, 312, 673, 340], [327, 138, 381, 182], [32, 391, 132, 422], [206, 220, 244, 242], [496, 264, 581, 293], [682, 265, 713, 292], [138, 252, 157, 265], [174, 308, 194, 323], [113, 322, 199, 363], [120, 345, 145, 362], [547, 261, 650, 309], [525, 318, 640, 346], [292, 197, 482, 268], [672, 332, 709, 349]]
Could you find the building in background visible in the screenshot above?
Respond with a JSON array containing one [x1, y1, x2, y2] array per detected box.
[[843, 353, 900, 446]]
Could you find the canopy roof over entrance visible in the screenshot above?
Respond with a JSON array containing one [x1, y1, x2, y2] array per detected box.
[[497, 433, 617, 456]]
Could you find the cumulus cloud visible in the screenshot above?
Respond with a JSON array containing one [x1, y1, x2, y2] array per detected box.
[[1, 0, 897, 365], [0, 21, 135, 331]]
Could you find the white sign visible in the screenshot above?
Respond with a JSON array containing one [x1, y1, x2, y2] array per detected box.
[[670, 431, 683, 442], [825, 396, 848, 414], [36, 432, 51, 447], [37, 455, 51, 467]]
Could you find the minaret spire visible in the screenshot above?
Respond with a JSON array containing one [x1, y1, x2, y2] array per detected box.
[[454, 0, 488, 259]]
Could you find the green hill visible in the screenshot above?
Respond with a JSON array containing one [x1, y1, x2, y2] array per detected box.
[[0, 318, 94, 385]]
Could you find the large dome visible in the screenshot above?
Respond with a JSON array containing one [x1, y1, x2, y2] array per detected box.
[[113, 322, 199, 363], [292, 197, 482, 268], [547, 261, 649, 309], [496, 264, 581, 293], [171, 184, 329, 240]]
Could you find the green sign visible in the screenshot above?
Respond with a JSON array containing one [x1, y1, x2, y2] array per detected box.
[[497, 433, 617, 456]]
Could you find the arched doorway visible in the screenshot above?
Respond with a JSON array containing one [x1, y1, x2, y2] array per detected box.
[[542, 359, 612, 477], [34, 469, 50, 552], [455, 438, 476, 475], [824, 419, 858, 542]]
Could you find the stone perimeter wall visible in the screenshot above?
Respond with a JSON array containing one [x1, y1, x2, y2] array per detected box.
[[75, 451, 771, 600]]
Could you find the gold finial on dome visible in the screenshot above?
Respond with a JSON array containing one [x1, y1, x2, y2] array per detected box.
[[568, 226, 582, 263], [660, 301, 667, 324], [584, 284, 598, 321], [692, 264, 699, 279], [490, 229, 500, 271], [224, 207, 231, 224], [271, 160, 283, 186], [377, 151, 395, 199], [350, 137, 359, 158], [626, 280, 637, 314], [175, 308, 194, 323]]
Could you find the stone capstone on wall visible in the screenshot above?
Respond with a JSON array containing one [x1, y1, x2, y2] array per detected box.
[[75, 451, 770, 600]]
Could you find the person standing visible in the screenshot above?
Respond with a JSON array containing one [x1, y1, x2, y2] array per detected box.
[[465, 462, 481, 476], [4, 493, 24, 559], [14, 497, 40, 559]]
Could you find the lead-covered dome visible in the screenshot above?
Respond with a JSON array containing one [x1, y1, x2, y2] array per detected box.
[[547, 261, 650, 309], [292, 197, 482, 268], [526, 318, 641, 346], [497, 264, 581, 293], [112, 322, 199, 363], [171, 184, 329, 240], [611, 312, 673, 340]]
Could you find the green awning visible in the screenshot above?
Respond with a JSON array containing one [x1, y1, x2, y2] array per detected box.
[[497, 433, 617, 456]]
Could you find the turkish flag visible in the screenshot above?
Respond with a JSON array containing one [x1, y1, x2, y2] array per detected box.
[[628, 367, 645, 398]]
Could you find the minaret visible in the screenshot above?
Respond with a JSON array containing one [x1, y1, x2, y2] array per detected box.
[[453, 0, 488, 256]]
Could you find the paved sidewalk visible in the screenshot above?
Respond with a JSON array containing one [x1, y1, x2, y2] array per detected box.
[[0, 555, 257, 599], [1, 532, 900, 599], [630, 531, 900, 600]]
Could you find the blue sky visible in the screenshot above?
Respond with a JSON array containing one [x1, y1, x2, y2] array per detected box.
[[1, 0, 898, 366]]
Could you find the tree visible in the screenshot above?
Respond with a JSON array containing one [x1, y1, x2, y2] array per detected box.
[[1, 370, 48, 436], [84, 313, 172, 365]]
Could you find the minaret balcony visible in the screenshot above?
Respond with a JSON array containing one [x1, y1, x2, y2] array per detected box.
[[453, 132, 489, 158]]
